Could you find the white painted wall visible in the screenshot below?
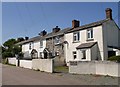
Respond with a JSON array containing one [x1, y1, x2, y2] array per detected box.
[[32, 59, 53, 73], [22, 39, 46, 58], [7, 57, 17, 65], [22, 43, 29, 53], [19, 60, 32, 69], [69, 61, 120, 77], [64, 25, 104, 64]]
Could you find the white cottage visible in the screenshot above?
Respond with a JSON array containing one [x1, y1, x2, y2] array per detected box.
[[17, 30, 47, 59], [64, 8, 120, 65]]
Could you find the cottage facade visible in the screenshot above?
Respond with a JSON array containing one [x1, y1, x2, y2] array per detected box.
[[17, 27, 70, 66], [17, 8, 120, 66], [64, 8, 120, 65]]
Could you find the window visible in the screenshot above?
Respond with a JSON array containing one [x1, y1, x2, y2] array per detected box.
[[40, 40, 43, 48], [29, 42, 32, 50], [73, 51, 77, 59], [87, 29, 93, 39], [73, 32, 80, 42], [54, 36, 60, 44], [81, 50, 86, 59]]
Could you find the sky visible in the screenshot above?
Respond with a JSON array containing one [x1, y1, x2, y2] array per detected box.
[[2, 2, 119, 43]]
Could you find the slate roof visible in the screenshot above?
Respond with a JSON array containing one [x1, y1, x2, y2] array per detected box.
[[16, 18, 110, 45], [66, 19, 109, 33], [76, 42, 97, 49], [44, 27, 71, 38], [16, 27, 71, 45]]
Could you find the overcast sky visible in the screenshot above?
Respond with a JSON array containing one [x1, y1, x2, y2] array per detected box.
[[2, 2, 118, 43]]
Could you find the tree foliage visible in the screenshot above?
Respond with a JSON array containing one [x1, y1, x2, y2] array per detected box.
[[2, 37, 25, 58]]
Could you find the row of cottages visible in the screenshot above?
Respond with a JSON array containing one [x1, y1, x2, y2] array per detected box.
[[17, 8, 120, 66], [17, 26, 70, 66]]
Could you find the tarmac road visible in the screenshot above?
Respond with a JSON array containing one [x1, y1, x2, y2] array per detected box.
[[2, 64, 119, 85]]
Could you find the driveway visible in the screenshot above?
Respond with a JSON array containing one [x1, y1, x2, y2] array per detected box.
[[2, 64, 119, 85]]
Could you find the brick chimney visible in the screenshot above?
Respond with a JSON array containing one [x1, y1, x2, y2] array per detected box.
[[72, 20, 80, 28], [25, 37, 29, 40], [105, 8, 112, 20], [39, 30, 47, 36], [53, 26, 60, 33]]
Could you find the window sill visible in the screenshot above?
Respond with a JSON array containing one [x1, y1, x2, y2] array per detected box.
[[73, 41, 80, 43], [55, 43, 62, 46], [86, 38, 94, 41]]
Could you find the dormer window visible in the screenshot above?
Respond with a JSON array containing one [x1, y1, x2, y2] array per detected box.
[[73, 32, 80, 42], [87, 29, 93, 40]]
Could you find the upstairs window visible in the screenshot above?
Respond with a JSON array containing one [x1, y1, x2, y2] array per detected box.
[[40, 40, 43, 48], [54, 36, 60, 44], [29, 42, 33, 50], [73, 32, 80, 42], [87, 29, 93, 40], [73, 51, 77, 59]]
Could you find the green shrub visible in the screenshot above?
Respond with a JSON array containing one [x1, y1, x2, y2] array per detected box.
[[2, 58, 8, 64], [108, 56, 120, 62]]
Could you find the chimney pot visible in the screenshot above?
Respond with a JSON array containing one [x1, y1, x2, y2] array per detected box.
[[105, 8, 112, 20], [39, 30, 47, 36], [53, 26, 60, 33], [72, 20, 80, 28], [25, 37, 29, 40]]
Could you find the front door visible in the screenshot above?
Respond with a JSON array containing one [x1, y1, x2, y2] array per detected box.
[[44, 52, 47, 59]]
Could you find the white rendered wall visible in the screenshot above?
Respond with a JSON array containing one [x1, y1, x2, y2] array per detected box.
[[32, 59, 53, 73], [64, 25, 104, 64], [19, 60, 32, 69]]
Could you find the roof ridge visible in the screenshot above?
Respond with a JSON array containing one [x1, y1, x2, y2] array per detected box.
[[66, 19, 110, 33]]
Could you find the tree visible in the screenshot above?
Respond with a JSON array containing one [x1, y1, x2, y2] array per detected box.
[[2, 37, 24, 58]]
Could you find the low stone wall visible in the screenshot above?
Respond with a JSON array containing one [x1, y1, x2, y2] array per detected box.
[[19, 60, 32, 69], [69, 61, 120, 77], [7, 57, 17, 65], [32, 59, 53, 73]]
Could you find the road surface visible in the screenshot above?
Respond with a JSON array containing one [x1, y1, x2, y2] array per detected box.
[[2, 64, 119, 85]]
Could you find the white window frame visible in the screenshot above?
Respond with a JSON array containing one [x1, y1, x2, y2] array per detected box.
[[73, 32, 80, 42], [73, 51, 77, 59], [54, 36, 60, 44], [40, 40, 43, 48], [87, 29, 93, 40], [29, 42, 33, 50], [81, 50, 86, 59]]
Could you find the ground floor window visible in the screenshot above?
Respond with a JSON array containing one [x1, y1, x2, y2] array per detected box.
[[108, 51, 116, 58], [73, 51, 77, 59]]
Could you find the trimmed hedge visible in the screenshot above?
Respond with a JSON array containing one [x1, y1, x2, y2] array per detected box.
[[108, 56, 120, 62]]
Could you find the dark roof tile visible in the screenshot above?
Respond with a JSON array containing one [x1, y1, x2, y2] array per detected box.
[[76, 42, 97, 49]]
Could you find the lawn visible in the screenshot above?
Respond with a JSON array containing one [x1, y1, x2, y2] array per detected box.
[[54, 66, 69, 73]]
